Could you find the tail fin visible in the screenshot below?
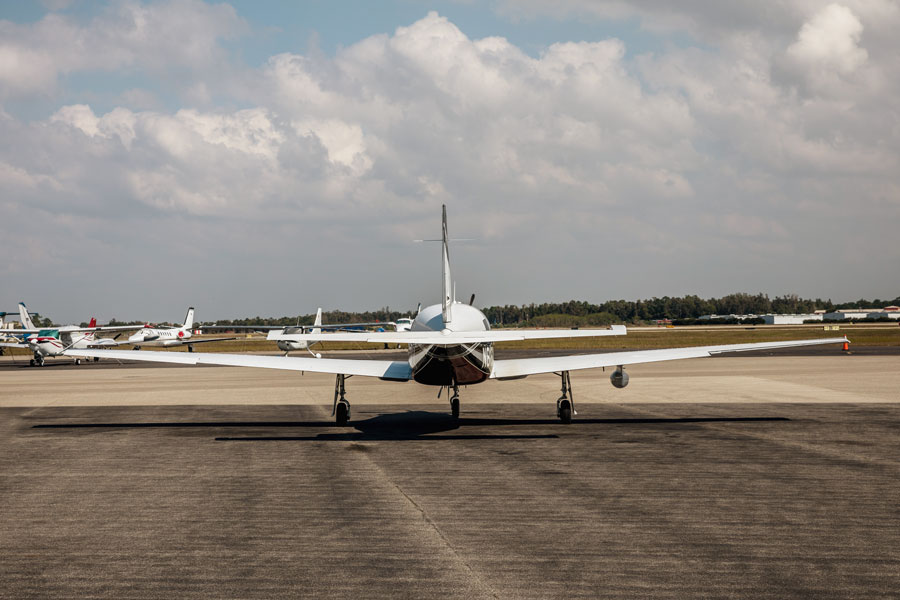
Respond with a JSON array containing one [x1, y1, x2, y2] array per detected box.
[[312, 307, 322, 335], [88, 317, 97, 328], [19, 302, 36, 330], [183, 307, 195, 330], [441, 205, 452, 324]]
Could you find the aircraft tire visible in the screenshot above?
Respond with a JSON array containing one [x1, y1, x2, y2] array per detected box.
[[450, 396, 460, 418], [558, 400, 572, 424], [336, 401, 350, 426]]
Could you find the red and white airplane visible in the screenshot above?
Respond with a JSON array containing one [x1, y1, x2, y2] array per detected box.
[[123, 308, 234, 351], [0, 303, 137, 366], [67, 206, 849, 424]]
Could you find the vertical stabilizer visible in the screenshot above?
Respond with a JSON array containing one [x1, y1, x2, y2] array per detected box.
[[312, 307, 322, 334], [183, 307, 195, 330], [19, 302, 36, 330], [441, 205, 452, 324]]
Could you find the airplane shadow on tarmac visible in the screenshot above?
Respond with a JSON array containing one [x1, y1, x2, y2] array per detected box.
[[32, 411, 790, 442]]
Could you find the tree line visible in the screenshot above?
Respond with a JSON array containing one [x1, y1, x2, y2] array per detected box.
[[482, 293, 900, 327], [31, 293, 898, 329]]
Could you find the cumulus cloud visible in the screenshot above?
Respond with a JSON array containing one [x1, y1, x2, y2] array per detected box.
[[0, 0, 246, 98]]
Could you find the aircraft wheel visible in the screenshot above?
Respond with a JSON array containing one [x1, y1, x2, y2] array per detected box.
[[93, 357, 100, 362], [29, 358, 35, 366], [558, 399, 572, 424], [450, 396, 460, 418], [75, 358, 82, 365], [336, 401, 350, 426]]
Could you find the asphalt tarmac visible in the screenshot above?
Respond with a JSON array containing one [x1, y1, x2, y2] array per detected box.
[[2, 356, 899, 598]]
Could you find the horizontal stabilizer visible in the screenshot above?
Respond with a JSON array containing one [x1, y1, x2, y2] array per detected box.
[[268, 325, 627, 345]]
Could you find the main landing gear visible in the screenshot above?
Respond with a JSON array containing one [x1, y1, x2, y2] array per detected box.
[[555, 370, 575, 424], [332, 374, 352, 425], [30, 353, 45, 367]]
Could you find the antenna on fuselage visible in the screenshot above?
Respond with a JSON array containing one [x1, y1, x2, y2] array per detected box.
[[442, 204, 452, 325]]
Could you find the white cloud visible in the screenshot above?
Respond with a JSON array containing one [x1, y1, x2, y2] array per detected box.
[[0, 0, 246, 98], [787, 4, 867, 74], [0, 6, 897, 319]]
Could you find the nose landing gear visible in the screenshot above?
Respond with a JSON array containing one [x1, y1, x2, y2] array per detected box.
[[449, 380, 460, 418]]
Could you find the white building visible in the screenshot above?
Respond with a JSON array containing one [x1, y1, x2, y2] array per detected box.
[[824, 309, 900, 320], [762, 314, 823, 325]]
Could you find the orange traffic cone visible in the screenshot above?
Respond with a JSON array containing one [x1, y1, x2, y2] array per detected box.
[[842, 341, 849, 352]]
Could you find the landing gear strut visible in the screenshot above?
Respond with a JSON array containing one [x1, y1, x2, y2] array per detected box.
[[555, 370, 575, 423], [449, 380, 460, 418], [31, 353, 45, 367], [332, 374, 351, 426]]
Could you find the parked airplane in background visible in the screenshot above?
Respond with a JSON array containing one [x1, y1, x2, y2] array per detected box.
[[68, 206, 849, 424], [276, 308, 323, 356], [0, 309, 23, 352], [125, 308, 234, 351], [0, 303, 137, 366], [202, 308, 397, 356]]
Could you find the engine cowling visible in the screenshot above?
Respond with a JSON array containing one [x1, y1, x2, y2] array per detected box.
[[610, 368, 629, 389]]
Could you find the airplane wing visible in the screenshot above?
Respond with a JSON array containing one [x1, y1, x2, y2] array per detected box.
[[96, 336, 238, 347], [65, 336, 845, 382], [181, 337, 237, 344], [267, 325, 627, 345], [490, 337, 849, 379], [0, 325, 139, 335], [202, 322, 394, 332], [62, 349, 412, 380], [0, 341, 30, 349]]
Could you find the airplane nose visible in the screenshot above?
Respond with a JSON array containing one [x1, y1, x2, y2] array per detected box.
[[128, 333, 140, 342]]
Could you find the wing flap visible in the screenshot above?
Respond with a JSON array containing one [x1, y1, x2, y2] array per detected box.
[[63, 349, 412, 380], [490, 337, 849, 378]]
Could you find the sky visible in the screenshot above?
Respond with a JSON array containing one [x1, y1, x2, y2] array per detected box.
[[1, 0, 898, 323]]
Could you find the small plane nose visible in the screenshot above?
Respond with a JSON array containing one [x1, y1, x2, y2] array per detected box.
[[128, 333, 141, 342]]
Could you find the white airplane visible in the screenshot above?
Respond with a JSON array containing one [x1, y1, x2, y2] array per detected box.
[[0, 310, 20, 342], [203, 308, 397, 356], [67, 206, 848, 424], [273, 308, 322, 356], [0, 303, 137, 366], [125, 307, 234, 351]]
